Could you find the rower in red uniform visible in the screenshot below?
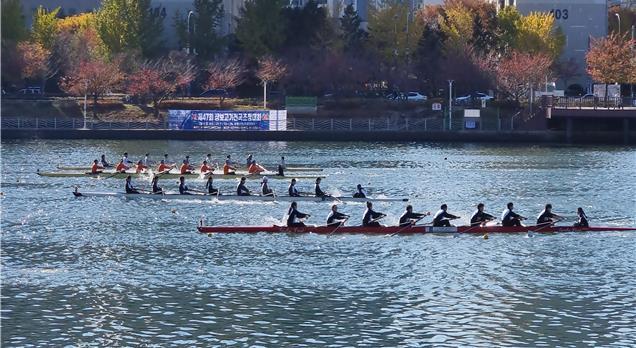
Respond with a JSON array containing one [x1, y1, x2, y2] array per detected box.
[[157, 160, 172, 173], [179, 160, 192, 174], [200, 160, 212, 174], [115, 160, 129, 173], [135, 160, 148, 174], [91, 159, 104, 174]]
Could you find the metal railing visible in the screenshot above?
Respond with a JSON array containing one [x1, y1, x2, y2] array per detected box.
[[553, 96, 636, 109], [1, 117, 518, 132]]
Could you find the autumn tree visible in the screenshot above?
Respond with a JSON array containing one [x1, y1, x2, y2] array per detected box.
[[203, 58, 246, 107], [31, 6, 60, 49], [126, 51, 196, 116], [235, 0, 286, 58], [497, 7, 564, 60], [496, 50, 552, 103], [586, 33, 635, 100], [53, 14, 108, 76], [16, 41, 58, 91], [256, 56, 287, 108], [60, 59, 124, 117]]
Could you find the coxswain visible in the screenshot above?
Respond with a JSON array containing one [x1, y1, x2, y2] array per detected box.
[[433, 204, 460, 227], [178, 176, 191, 195], [179, 160, 192, 175], [501, 202, 526, 227], [236, 177, 250, 196], [151, 175, 162, 194], [122, 152, 133, 165], [224, 155, 236, 175], [135, 160, 148, 174], [100, 154, 110, 167], [278, 156, 286, 176], [353, 184, 366, 198], [315, 177, 330, 198], [261, 176, 274, 196], [115, 160, 129, 173], [536, 204, 562, 225], [205, 176, 218, 195], [363, 202, 385, 227], [288, 178, 300, 197], [327, 204, 349, 227], [399, 205, 429, 227], [125, 175, 139, 194], [200, 160, 213, 174], [470, 203, 495, 226], [287, 202, 310, 227], [157, 160, 172, 173], [574, 207, 589, 227], [91, 159, 104, 174]]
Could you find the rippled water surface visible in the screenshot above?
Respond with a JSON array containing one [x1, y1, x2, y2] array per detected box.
[[2, 140, 636, 347]]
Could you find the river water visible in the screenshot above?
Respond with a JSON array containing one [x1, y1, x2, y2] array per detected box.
[[1, 139, 635, 347]]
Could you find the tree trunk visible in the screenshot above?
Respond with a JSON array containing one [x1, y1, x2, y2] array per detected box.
[[93, 94, 99, 118]]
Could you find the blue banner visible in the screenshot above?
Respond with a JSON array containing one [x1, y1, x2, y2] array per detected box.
[[168, 110, 270, 130]]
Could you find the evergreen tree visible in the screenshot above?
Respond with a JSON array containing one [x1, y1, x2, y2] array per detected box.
[[1, 0, 27, 44], [235, 0, 286, 58], [340, 4, 367, 53], [191, 0, 224, 59]]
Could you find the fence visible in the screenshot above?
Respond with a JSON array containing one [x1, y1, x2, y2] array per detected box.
[[552, 96, 636, 109], [1, 116, 516, 132]]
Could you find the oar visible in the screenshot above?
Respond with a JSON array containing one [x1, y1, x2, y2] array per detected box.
[[327, 217, 349, 236], [102, 170, 128, 179], [390, 214, 429, 237]]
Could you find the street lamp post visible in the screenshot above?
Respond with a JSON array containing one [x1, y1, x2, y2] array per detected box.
[[615, 13, 621, 34], [83, 79, 87, 129], [448, 80, 454, 131], [187, 10, 194, 55]]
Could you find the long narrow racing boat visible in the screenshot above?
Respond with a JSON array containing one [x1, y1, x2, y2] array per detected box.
[[38, 170, 322, 180], [72, 190, 408, 203], [197, 224, 636, 235], [57, 165, 323, 172]]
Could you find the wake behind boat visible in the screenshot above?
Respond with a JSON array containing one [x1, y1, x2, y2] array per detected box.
[[197, 224, 636, 235], [72, 190, 408, 203]]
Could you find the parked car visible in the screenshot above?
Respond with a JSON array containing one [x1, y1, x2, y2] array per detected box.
[[455, 92, 493, 105], [406, 92, 427, 102], [18, 87, 42, 95]]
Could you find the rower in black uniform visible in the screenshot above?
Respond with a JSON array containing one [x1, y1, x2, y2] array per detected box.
[[574, 207, 589, 227], [237, 177, 250, 196], [100, 154, 110, 167], [287, 202, 310, 227], [288, 178, 300, 197], [327, 205, 349, 226], [470, 203, 495, 226], [536, 204, 562, 225], [315, 177, 330, 198], [353, 184, 366, 198], [399, 205, 429, 227], [205, 176, 219, 195], [363, 202, 385, 227], [433, 204, 460, 227], [261, 176, 273, 196], [501, 202, 526, 226], [125, 175, 139, 194], [278, 156, 286, 176], [179, 176, 191, 195], [151, 175, 162, 194]]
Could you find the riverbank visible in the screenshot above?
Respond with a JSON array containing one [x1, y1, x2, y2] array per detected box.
[[3, 128, 635, 144]]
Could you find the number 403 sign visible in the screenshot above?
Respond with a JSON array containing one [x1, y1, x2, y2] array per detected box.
[[550, 9, 569, 20]]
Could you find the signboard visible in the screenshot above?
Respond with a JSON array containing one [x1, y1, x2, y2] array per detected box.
[[464, 109, 480, 118], [593, 84, 620, 99], [432, 103, 442, 111], [286, 96, 317, 114], [168, 110, 287, 131]]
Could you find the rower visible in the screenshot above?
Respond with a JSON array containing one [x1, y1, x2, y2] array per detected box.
[[536, 204, 562, 225], [287, 202, 310, 227], [142, 153, 154, 166], [278, 156, 286, 176], [184, 156, 195, 170], [288, 178, 300, 197], [125, 175, 139, 194], [327, 204, 349, 226], [205, 176, 219, 195], [353, 184, 366, 198], [248, 160, 266, 174], [501, 202, 525, 227], [261, 176, 274, 196], [574, 207, 589, 227], [246, 154, 253, 169], [205, 153, 213, 164], [236, 177, 250, 196], [151, 175, 162, 194], [179, 160, 192, 174], [363, 202, 385, 227], [315, 177, 330, 198], [122, 152, 133, 165], [90, 159, 104, 174], [178, 176, 191, 195], [135, 160, 148, 174], [115, 160, 129, 173], [224, 155, 236, 175], [163, 154, 173, 166], [100, 154, 110, 168], [157, 160, 172, 173], [200, 160, 212, 174], [470, 203, 495, 226], [432, 204, 460, 227], [399, 205, 429, 227]]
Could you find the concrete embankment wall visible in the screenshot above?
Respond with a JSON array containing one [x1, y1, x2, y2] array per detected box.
[[2, 129, 635, 144]]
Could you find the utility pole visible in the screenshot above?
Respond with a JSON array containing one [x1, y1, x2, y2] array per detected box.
[[615, 13, 621, 34], [187, 10, 194, 97], [83, 79, 87, 129], [448, 80, 454, 131]]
